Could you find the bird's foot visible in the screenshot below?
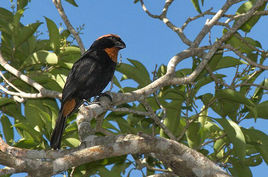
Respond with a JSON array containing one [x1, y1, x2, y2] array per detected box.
[[96, 92, 113, 102]]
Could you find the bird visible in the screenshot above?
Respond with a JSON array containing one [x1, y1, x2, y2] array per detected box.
[[50, 34, 126, 149]]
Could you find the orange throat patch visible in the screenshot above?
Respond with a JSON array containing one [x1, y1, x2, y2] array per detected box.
[[104, 47, 119, 63]]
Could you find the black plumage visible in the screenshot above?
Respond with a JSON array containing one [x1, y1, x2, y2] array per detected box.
[[50, 34, 126, 149]]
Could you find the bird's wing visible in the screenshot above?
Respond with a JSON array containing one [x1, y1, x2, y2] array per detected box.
[[61, 50, 115, 103], [62, 54, 97, 101]]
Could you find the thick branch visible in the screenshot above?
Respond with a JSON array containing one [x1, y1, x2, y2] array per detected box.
[[192, 0, 244, 47], [170, 0, 267, 84], [0, 135, 230, 177]]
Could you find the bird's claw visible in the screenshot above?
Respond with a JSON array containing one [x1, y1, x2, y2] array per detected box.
[[96, 92, 112, 102]]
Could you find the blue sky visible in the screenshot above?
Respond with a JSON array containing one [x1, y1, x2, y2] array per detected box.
[[0, 0, 267, 176]]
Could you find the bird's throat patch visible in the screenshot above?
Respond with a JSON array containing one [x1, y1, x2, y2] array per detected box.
[[62, 99, 76, 117], [104, 47, 119, 63]]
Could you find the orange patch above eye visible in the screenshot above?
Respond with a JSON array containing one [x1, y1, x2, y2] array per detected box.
[[104, 47, 119, 63], [62, 99, 76, 117]]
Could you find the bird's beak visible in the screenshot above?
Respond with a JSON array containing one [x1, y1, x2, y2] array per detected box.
[[115, 41, 126, 49]]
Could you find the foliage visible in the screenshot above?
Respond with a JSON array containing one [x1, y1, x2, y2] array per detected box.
[[0, 0, 267, 177]]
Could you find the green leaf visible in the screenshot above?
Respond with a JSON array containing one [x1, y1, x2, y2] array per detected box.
[[110, 163, 129, 176], [245, 155, 262, 167], [208, 52, 223, 71], [245, 101, 268, 119], [191, 0, 202, 13], [215, 56, 243, 70], [186, 121, 202, 149], [25, 100, 45, 129], [198, 106, 210, 142], [0, 18, 12, 34], [0, 8, 13, 34], [15, 138, 39, 149], [58, 46, 81, 69], [0, 8, 13, 22], [45, 17, 60, 52], [24, 50, 58, 65], [242, 128, 268, 164], [13, 9, 24, 30], [1, 115, 14, 145], [224, 29, 262, 55], [116, 59, 151, 87], [65, 0, 78, 7], [65, 138, 80, 147], [0, 103, 25, 121], [214, 138, 226, 157], [160, 98, 184, 138], [240, 70, 263, 96], [194, 74, 225, 95], [14, 122, 42, 141], [216, 118, 246, 161], [17, 0, 31, 10], [28, 71, 62, 92], [50, 67, 70, 88], [14, 22, 42, 48], [204, 121, 221, 135], [229, 158, 252, 177], [235, 0, 267, 33], [36, 39, 51, 51], [0, 97, 14, 107], [112, 75, 122, 89], [216, 89, 255, 107], [196, 52, 222, 80], [251, 79, 267, 103], [199, 93, 225, 117], [129, 59, 150, 80]]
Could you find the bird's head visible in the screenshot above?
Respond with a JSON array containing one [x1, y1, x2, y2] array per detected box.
[[90, 34, 126, 50], [90, 34, 126, 63]]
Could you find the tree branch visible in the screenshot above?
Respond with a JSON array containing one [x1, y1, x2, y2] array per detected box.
[[0, 52, 61, 99], [52, 0, 85, 53], [223, 44, 268, 70], [192, 0, 244, 47], [0, 135, 230, 177], [140, 0, 192, 46], [141, 100, 176, 140]]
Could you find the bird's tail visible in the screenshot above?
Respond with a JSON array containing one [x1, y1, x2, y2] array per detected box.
[[50, 109, 66, 149]]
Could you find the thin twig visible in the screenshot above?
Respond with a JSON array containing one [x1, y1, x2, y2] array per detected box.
[[140, 0, 192, 46], [205, 65, 230, 89], [182, 8, 213, 30], [141, 100, 176, 140], [236, 83, 268, 90], [200, 134, 227, 148], [223, 44, 268, 70], [152, 64, 167, 119], [177, 99, 215, 141], [192, 0, 244, 47], [139, 0, 160, 18], [52, 0, 85, 53], [0, 52, 61, 98], [0, 72, 23, 93], [161, 0, 174, 17]]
